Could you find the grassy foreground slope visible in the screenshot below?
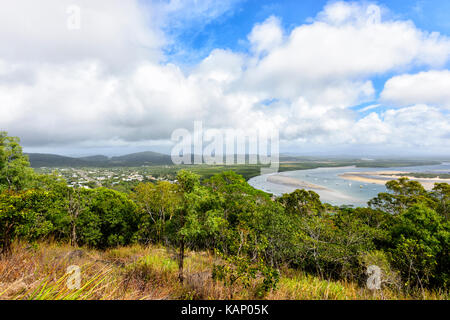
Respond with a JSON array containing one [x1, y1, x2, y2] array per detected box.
[[1, 242, 446, 300]]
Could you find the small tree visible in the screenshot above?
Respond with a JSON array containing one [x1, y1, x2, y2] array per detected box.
[[168, 170, 225, 283], [76, 188, 138, 248], [369, 178, 432, 215], [389, 204, 449, 291], [212, 253, 279, 299], [68, 187, 82, 247], [277, 189, 325, 216], [0, 189, 49, 256], [132, 181, 180, 244], [430, 183, 450, 220], [29, 172, 80, 243], [0, 132, 33, 192]]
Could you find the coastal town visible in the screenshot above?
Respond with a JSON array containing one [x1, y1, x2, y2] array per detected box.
[[36, 167, 176, 189]]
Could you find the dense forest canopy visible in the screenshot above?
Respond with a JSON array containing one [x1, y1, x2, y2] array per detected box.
[[0, 132, 448, 296]]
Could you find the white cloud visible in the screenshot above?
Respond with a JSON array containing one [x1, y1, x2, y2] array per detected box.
[[248, 16, 284, 55], [242, 1, 450, 103], [353, 105, 450, 148], [190, 49, 244, 84], [358, 104, 381, 112], [0, 0, 164, 69], [381, 70, 450, 109], [382, 105, 450, 147], [317, 2, 383, 25], [0, 1, 449, 155], [353, 112, 391, 144]]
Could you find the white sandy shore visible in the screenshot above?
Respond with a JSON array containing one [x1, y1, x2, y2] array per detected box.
[[339, 171, 450, 190], [267, 175, 328, 190], [267, 174, 355, 201]]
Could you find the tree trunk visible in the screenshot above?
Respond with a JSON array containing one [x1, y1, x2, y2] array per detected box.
[[71, 221, 77, 247], [178, 236, 185, 283], [69, 190, 80, 247], [1, 227, 12, 258]]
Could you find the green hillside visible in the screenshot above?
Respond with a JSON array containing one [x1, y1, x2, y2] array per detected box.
[[26, 151, 172, 168]]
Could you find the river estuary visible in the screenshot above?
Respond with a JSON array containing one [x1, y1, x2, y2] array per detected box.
[[248, 163, 450, 207]]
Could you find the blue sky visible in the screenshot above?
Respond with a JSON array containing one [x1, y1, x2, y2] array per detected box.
[[165, 0, 450, 60], [162, 0, 450, 118]]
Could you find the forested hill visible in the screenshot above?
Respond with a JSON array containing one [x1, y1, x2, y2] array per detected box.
[[26, 151, 173, 168], [27, 152, 442, 169]]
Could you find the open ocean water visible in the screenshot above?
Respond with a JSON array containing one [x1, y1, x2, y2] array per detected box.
[[248, 163, 450, 207]]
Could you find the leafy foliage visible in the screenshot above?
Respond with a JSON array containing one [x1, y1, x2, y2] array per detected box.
[[0, 132, 33, 192], [0, 132, 448, 295]]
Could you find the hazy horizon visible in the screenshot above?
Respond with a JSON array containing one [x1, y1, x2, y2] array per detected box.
[[1, 0, 449, 158], [22, 147, 450, 161]]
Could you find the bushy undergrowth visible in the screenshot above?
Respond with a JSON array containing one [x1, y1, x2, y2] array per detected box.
[[0, 242, 447, 300]]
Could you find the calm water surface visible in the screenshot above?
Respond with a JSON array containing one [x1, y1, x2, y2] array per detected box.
[[248, 163, 450, 207]]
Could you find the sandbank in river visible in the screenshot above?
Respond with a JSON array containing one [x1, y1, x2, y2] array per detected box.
[[339, 171, 450, 190], [267, 174, 355, 202]]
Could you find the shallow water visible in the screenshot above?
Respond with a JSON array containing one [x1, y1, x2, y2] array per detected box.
[[248, 163, 450, 207]]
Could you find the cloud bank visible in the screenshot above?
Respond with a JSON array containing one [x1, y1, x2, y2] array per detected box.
[[0, 1, 449, 156]]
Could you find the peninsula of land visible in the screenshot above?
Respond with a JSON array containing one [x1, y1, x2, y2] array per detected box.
[[339, 171, 450, 190]]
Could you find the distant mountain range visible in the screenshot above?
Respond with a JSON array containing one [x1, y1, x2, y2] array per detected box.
[[25, 151, 445, 168], [26, 152, 280, 168], [26, 151, 173, 168]]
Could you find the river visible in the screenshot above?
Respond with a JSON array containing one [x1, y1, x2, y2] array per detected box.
[[248, 163, 450, 207]]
